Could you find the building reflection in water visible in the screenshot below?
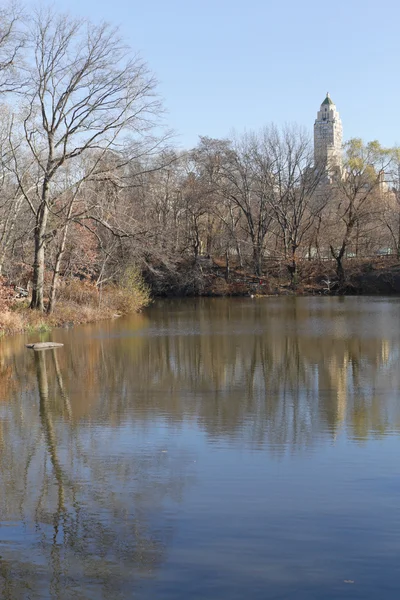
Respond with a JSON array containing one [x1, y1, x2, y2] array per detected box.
[[1, 297, 400, 596]]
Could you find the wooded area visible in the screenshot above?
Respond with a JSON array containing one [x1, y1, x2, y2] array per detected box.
[[1, 4, 400, 320]]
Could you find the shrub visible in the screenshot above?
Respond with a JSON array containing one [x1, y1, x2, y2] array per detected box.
[[0, 311, 24, 334], [0, 268, 150, 337], [103, 267, 150, 314], [58, 279, 100, 306], [26, 321, 52, 334]]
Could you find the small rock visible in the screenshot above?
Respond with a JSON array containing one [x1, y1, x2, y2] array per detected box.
[[26, 342, 64, 350]]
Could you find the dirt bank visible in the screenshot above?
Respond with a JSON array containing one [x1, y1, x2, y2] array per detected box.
[[144, 257, 400, 297]]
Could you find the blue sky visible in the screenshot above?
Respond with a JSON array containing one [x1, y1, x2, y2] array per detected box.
[[26, 0, 400, 149]]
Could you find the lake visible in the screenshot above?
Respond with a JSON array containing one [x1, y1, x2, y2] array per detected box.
[[1, 296, 400, 599]]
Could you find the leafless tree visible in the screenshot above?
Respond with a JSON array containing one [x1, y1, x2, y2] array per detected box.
[[12, 8, 163, 310], [379, 149, 400, 257], [254, 125, 326, 284], [0, 2, 25, 93], [328, 139, 392, 286], [213, 133, 275, 275]]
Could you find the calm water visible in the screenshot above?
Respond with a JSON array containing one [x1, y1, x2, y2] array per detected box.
[[1, 296, 400, 599]]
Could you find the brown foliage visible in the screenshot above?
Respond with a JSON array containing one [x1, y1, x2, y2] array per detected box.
[[0, 275, 150, 336], [58, 279, 100, 306], [0, 276, 14, 310]]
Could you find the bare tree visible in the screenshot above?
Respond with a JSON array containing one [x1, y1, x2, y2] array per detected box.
[[215, 133, 274, 275], [0, 106, 38, 277], [12, 8, 162, 310], [192, 137, 244, 269], [254, 125, 325, 284], [0, 4, 26, 274], [380, 148, 400, 257], [328, 139, 392, 286], [0, 2, 25, 93]]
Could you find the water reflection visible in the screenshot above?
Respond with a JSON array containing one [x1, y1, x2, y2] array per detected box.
[[2, 298, 400, 445], [12, 296, 396, 446], [1, 297, 400, 597], [0, 341, 192, 598]]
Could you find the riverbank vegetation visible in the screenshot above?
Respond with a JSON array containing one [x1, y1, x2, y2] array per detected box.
[[1, 4, 400, 337], [0, 268, 150, 334]]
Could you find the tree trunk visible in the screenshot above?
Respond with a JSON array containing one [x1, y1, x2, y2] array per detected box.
[[236, 241, 243, 268], [48, 210, 72, 313], [330, 244, 345, 288], [0, 197, 23, 275], [253, 245, 262, 276], [48, 228, 68, 314], [289, 245, 297, 288], [192, 217, 201, 260], [330, 220, 355, 292], [31, 201, 49, 311], [225, 248, 230, 281], [0, 248, 7, 276], [355, 223, 360, 257], [336, 256, 345, 287]]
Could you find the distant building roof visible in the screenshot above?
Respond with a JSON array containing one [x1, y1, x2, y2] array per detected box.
[[322, 93, 334, 106]]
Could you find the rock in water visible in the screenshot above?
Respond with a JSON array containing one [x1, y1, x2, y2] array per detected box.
[[26, 342, 64, 350]]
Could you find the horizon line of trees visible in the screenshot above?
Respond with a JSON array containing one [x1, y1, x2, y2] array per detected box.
[[1, 3, 400, 311]]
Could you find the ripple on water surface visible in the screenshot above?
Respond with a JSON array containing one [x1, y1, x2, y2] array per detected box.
[[1, 296, 400, 599]]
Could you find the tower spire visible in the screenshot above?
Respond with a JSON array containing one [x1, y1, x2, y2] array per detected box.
[[314, 92, 343, 179]]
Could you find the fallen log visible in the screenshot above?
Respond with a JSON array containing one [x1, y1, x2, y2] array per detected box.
[[26, 342, 64, 350]]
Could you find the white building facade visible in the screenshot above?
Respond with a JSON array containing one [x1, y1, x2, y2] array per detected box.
[[314, 93, 343, 179]]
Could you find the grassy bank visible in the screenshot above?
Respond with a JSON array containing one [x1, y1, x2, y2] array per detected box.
[[0, 271, 150, 337]]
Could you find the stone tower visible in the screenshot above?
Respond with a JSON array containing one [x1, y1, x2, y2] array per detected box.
[[314, 93, 343, 178]]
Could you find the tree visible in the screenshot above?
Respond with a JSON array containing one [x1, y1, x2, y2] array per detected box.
[[13, 8, 162, 311], [192, 137, 244, 270], [0, 2, 25, 93], [214, 133, 274, 275], [328, 139, 392, 286], [254, 125, 325, 284], [380, 148, 400, 257], [0, 4, 27, 275]]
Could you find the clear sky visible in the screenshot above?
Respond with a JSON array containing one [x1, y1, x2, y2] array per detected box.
[[25, 0, 400, 149]]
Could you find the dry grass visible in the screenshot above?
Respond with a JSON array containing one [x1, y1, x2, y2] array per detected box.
[[0, 304, 53, 335], [0, 270, 151, 336]]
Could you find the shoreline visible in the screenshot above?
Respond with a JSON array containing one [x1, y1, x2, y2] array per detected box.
[[0, 303, 128, 338], [145, 256, 400, 299], [1, 288, 399, 340], [0, 278, 150, 338], [2, 257, 400, 338]]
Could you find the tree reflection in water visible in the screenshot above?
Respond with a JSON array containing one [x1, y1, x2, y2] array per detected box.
[[76, 297, 400, 448], [0, 340, 192, 599], [1, 297, 400, 597]]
